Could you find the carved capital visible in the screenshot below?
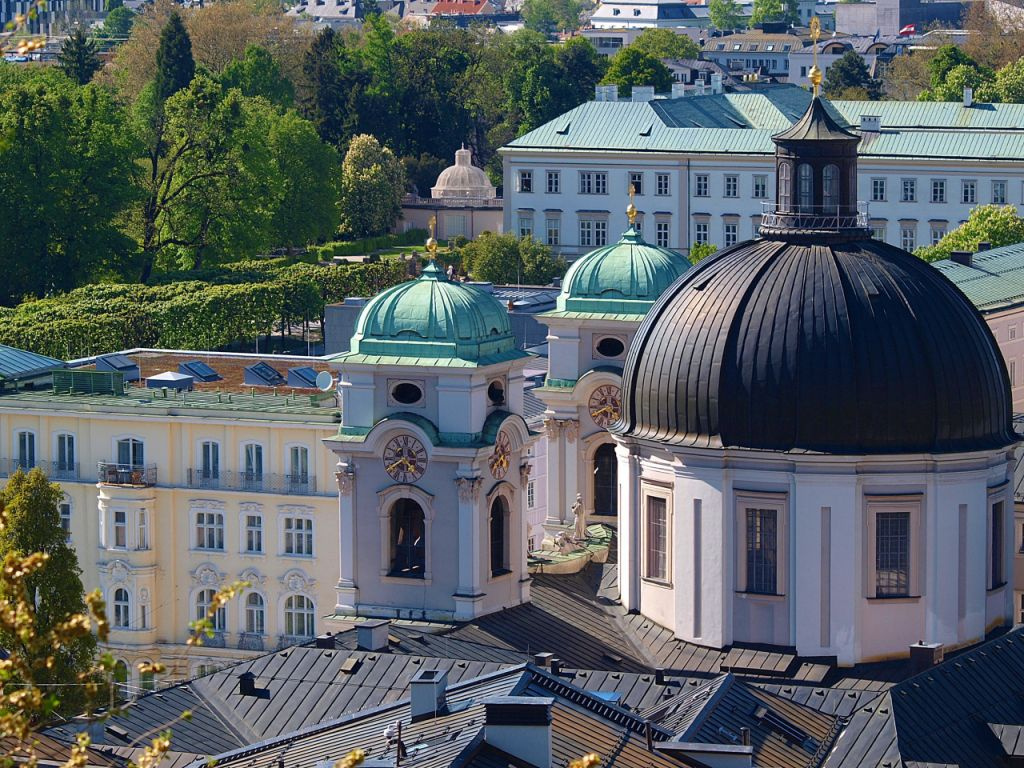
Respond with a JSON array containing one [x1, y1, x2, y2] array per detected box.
[[543, 417, 562, 437], [519, 462, 533, 486], [335, 469, 355, 494], [561, 419, 579, 444], [455, 476, 483, 503]]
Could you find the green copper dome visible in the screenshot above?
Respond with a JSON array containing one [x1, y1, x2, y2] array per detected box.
[[349, 261, 519, 363], [557, 226, 690, 315]]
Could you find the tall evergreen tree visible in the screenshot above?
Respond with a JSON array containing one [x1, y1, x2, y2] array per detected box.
[[300, 27, 345, 145], [0, 469, 97, 717], [57, 28, 101, 85], [154, 11, 195, 103]]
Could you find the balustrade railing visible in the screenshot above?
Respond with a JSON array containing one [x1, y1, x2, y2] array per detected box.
[[97, 462, 158, 487], [186, 469, 317, 495], [760, 201, 869, 231], [0, 458, 80, 480]]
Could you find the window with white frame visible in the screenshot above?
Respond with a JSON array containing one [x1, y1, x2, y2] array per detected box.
[[724, 174, 738, 198], [695, 221, 709, 244], [779, 162, 791, 212], [656, 173, 670, 196], [629, 172, 643, 196], [931, 179, 946, 203], [643, 493, 669, 582], [245, 513, 263, 553], [656, 220, 670, 248], [243, 444, 263, 485], [695, 174, 709, 197], [545, 218, 560, 246], [289, 446, 309, 484], [517, 170, 532, 193], [284, 594, 315, 638], [579, 219, 594, 247], [518, 215, 533, 239], [901, 178, 916, 202], [56, 433, 75, 474], [867, 496, 920, 598], [930, 225, 946, 245], [991, 498, 1006, 589], [196, 588, 226, 632], [871, 178, 886, 202], [200, 441, 219, 481], [116, 437, 144, 467], [16, 431, 35, 470], [579, 171, 607, 195], [138, 510, 149, 550], [59, 501, 71, 541], [245, 593, 265, 634], [724, 222, 738, 247], [284, 516, 313, 556], [195, 510, 225, 550], [962, 179, 977, 204], [993, 180, 1007, 205], [114, 510, 127, 549], [527, 480, 535, 509], [736, 492, 786, 595], [113, 660, 129, 699], [871, 224, 886, 241], [546, 170, 560, 194], [113, 588, 130, 629], [753, 175, 767, 199], [594, 220, 608, 246], [900, 225, 917, 251]]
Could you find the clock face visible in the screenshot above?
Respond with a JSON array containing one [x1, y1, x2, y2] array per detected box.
[[382, 435, 427, 483], [489, 430, 512, 480], [588, 384, 622, 428]]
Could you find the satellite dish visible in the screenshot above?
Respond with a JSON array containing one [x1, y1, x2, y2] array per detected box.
[[315, 370, 335, 392]]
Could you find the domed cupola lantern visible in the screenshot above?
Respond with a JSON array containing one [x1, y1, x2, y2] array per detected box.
[[760, 18, 867, 242]]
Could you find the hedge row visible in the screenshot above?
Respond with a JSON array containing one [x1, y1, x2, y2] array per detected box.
[[309, 228, 429, 260]]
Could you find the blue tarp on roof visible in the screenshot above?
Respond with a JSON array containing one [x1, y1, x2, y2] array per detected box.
[[0, 344, 63, 382]]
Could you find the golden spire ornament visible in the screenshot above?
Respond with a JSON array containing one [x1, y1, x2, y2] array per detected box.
[[808, 16, 822, 96], [627, 184, 638, 227], [426, 215, 438, 261]]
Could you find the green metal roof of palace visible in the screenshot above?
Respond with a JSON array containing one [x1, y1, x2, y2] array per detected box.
[[505, 84, 1024, 161], [0, 344, 63, 382], [933, 243, 1024, 312]]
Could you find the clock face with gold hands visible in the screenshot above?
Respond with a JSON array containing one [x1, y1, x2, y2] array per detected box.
[[489, 430, 512, 480], [589, 384, 622, 428], [383, 435, 427, 483]]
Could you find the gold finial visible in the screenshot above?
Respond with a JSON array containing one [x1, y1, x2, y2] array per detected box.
[[426, 216, 438, 260], [809, 16, 822, 96], [626, 184, 638, 226]]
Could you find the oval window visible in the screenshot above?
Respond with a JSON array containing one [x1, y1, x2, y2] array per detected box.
[[392, 382, 423, 405], [595, 337, 625, 358], [487, 380, 506, 405]]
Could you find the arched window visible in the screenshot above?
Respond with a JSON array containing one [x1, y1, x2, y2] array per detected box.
[[490, 497, 509, 576], [284, 595, 315, 638], [390, 499, 425, 578], [798, 163, 813, 210], [245, 593, 266, 634], [593, 443, 618, 517], [140, 667, 156, 692], [778, 162, 791, 212], [196, 588, 226, 632], [113, 660, 129, 700], [822, 164, 840, 210], [113, 588, 131, 629]]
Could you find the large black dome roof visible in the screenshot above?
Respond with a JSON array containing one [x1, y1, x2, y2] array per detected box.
[[614, 237, 1015, 454]]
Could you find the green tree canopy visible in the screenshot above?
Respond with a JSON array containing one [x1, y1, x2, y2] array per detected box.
[[916, 205, 1024, 261], [749, 0, 798, 25], [219, 44, 294, 108], [628, 28, 700, 60], [0, 468, 97, 717], [708, 0, 745, 30], [154, 11, 195, 102], [600, 46, 673, 97], [460, 233, 565, 285], [920, 62, 995, 101], [338, 133, 405, 239], [521, 0, 584, 35], [98, 6, 135, 40], [823, 49, 881, 99], [688, 242, 718, 264], [57, 28, 102, 85]]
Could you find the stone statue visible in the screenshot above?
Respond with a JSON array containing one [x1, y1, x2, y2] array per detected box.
[[571, 493, 586, 542]]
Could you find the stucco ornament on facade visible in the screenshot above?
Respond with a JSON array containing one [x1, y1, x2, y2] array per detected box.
[[239, 567, 266, 586], [455, 475, 483, 502], [335, 467, 355, 494], [191, 564, 226, 587], [519, 462, 533, 486], [280, 568, 316, 594]]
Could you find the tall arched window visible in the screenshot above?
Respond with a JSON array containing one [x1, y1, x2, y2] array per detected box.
[[284, 595, 314, 638], [245, 593, 265, 634], [594, 443, 618, 517], [113, 588, 130, 629], [778, 162, 792, 212], [490, 496, 509, 576], [113, 660, 129, 700], [822, 164, 840, 210], [390, 499, 425, 577], [798, 163, 813, 210], [196, 588, 226, 632]]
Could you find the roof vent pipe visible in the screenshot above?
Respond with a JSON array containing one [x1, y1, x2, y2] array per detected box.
[[950, 250, 974, 267], [978, 241, 991, 251], [964, 86, 973, 107]]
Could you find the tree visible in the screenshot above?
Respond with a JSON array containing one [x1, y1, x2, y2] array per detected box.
[[553, 36, 607, 107], [98, 6, 135, 39], [688, 242, 717, 264], [402, 153, 448, 196], [600, 47, 672, 97], [749, 0, 797, 25], [920, 62, 994, 102], [915, 205, 1024, 262], [154, 11, 194, 102], [220, 44, 294, 108], [823, 50, 881, 99], [338, 133, 405, 238], [521, 0, 583, 35], [105, 0, 123, 10], [708, 0, 745, 30], [0, 468, 96, 717], [628, 28, 700, 61], [881, 49, 932, 100], [991, 57, 1024, 103], [57, 28, 101, 85], [300, 27, 348, 146], [461, 233, 565, 285]]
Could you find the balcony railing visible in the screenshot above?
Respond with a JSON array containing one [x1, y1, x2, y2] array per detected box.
[[97, 462, 158, 487], [0, 459, 80, 481], [186, 469, 317, 495], [760, 201, 869, 232], [237, 632, 265, 652]]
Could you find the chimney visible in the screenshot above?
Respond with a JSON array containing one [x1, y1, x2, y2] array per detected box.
[[710, 72, 723, 94], [357, 619, 390, 651], [963, 86, 973, 107], [740, 727, 751, 746], [909, 641, 944, 673], [595, 84, 618, 101], [315, 632, 334, 649], [671, 82, 687, 98], [978, 241, 991, 251], [654, 668, 667, 685], [632, 85, 655, 102], [238, 671, 257, 697], [484, 697, 553, 767], [533, 652, 554, 667], [695, 82, 706, 96], [859, 115, 880, 132], [950, 250, 974, 267], [549, 658, 562, 675], [409, 668, 448, 721]]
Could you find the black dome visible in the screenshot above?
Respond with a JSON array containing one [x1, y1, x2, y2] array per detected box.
[[614, 237, 1015, 454]]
